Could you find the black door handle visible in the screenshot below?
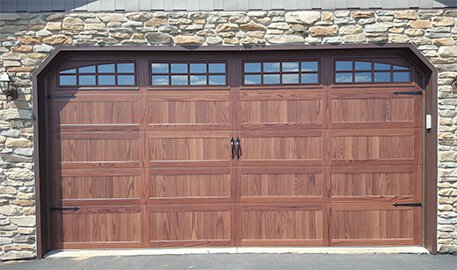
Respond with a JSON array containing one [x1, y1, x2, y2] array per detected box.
[[230, 137, 236, 160], [235, 137, 241, 160]]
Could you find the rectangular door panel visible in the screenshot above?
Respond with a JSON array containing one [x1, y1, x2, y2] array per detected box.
[[49, 97, 140, 130], [240, 168, 323, 202], [331, 130, 417, 164], [149, 168, 231, 202], [241, 98, 323, 129], [148, 103, 230, 130], [240, 206, 324, 245], [51, 206, 142, 249], [330, 167, 417, 201], [331, 97, 416, 127], [330, 207, 420, 245], [240, 131, 323, 166], [60, 139, 139, 162], [149, 207, 232, 246], [58, 169, 142, 202], [148, 138, 227, 161]]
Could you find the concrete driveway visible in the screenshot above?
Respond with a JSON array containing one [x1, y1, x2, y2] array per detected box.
[[1, 254, 456, 270]]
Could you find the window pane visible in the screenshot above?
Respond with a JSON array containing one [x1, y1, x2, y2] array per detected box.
[[301, 62, 319, 72], [171, 63, 188, 73], [393, 72, 410, 82], [79, 75, 96, 85], [60, 68, 76, 74], [355, 61, 372, 71], [79, 66, 96, 73], [190, 63, 206, 74], [244, 74, 261, 85], [98, 75, 115, 85], [374, 72, 391, 82], [282, 62, 299, 72], [264, 74, 280, 84], [355, 72, 372, 83], [263, 62, 280, 73], [244, 63, 261, 73], [393, 65, 409, 71], [282, 74, 299, 84], [374, 63, 391, 70], [152, 75, 169, 85], [336, 72, 353, 83], [117, 63, 134, 73], [118, 75, 135, 85], [336, 61, 352, 71], [59, 75, 76, 85], [152, 63, 169, 74], [301, 73, 319, 84], [98, 64, 115, 73], [209, 75, 225, 85], [209, 63, 226, 73], [171, 75, 188, 85], [190, 75, 207, 85]]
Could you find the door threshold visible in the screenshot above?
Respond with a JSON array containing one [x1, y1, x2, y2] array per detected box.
[[46, 246, 429, 258]]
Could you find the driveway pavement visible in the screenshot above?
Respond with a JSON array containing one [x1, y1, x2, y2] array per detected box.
[[1, 254, 456, 270]]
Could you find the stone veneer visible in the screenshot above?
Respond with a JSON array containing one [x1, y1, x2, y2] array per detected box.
[[1, 9, 457, 260]]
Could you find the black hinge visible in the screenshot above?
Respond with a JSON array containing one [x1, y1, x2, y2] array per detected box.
[[393, 202, 422, 207], [47, 94, 76, 99], [50, 207, 80, 211], [393, 91, 422, 96]]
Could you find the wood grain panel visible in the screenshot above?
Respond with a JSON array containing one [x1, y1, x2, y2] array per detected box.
[[60, 138, 139, 163], [148, 100, 230, 126], [241, 208, 323, 242], [241, 99, 322, 128], [50, 100, 139, 127], [331, 172, 414, 199], [241, 136, 322, 161], [241, 172, 323, 200], [61, 175, 141, 200], [54, 207, 141, 245], [331, 209, 416, 244], [150, 173, 231, 200], [331, 135, 415, 161], [332, 98, 415, 124], [150, 210, 231, 242], [148, 137, 229, 161]]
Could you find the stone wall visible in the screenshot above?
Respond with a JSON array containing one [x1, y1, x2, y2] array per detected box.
[[0, 9, 457, 260]]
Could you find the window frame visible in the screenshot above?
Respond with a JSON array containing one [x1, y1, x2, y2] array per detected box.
[[148, 60, 229, 88], [241, 59, 321, 86], [57, 61, 138, 88], [334, 59, 413, 85]]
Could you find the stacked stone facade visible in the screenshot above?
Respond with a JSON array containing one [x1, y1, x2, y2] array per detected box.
[[0, 9, 456, 260]]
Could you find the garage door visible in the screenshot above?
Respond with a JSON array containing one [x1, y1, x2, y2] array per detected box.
[[48, 51, 423, 249]]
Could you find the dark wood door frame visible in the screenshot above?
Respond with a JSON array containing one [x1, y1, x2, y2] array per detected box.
[[32, 44, 437, 257]]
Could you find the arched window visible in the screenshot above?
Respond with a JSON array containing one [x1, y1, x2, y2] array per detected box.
[[335, 60, 411, 83], [58, 63, 136, 86]]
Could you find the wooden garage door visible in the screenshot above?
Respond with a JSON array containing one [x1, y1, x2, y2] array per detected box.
[[48, 51, 423, 249]]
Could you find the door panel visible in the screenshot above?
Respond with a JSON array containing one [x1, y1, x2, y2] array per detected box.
[[240, 206, 324, 245], [147, 91, 230, 130], [330, 207, 420, 245], [149, 168, 232, 202], [240, 168, 323, 202], [240, 90, 323, 129], [149, 207, 232, 246], [52, 206, 142, 249]]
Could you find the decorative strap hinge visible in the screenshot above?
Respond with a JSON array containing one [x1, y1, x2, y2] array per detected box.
[[393, 91, 422, 96], [393, 202, 422, 207], [50, 207, 80, 211]]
